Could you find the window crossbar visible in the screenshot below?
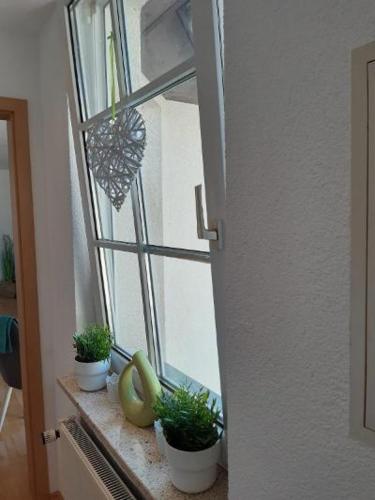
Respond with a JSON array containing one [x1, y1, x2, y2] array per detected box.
[[94, 239, 211, 263], [78, 57, 196, 132]]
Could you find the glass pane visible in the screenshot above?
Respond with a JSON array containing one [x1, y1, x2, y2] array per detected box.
[[71, 0, 119, 120], [101, 249, 148, 354], [151, 256, 220, 395], [89, 170, 136, 242], [121, 0, 194, 93], [137, 77, 209, 251]]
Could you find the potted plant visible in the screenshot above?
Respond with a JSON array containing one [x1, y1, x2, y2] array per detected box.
[[73, 324, 113, 391], [153, 386, 222, 494], [0, 235, 16, 298]]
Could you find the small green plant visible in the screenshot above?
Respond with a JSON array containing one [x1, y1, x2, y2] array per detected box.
[[153, 385, 221, 452], [73, 324, 113, 363], [1, 235, 15, 282]]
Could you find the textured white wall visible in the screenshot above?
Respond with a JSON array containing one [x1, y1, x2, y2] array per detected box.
[[38, 6, 105, 490], [38, 7, 77, 490], [225, 1, 375, 499]]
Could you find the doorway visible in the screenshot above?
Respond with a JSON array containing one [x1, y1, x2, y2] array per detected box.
[[0, 98, 49, 499], [0, 118, 26, 498]]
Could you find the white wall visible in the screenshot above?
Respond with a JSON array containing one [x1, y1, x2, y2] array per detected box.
[[38, 6, 77, 490], [225, 1, 375, 499], [0, 8, 76, 492]]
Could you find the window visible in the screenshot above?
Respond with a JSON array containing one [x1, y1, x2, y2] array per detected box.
[[67, 0, 225, 402]]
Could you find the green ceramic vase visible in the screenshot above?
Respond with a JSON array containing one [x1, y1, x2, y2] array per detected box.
[[118, 350, 161, 427]]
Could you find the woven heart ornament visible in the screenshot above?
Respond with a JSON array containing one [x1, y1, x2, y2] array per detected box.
[[86, 107, 146, 211]]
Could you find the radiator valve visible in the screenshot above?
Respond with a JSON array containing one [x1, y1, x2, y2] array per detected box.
[[41, 429, 60, 445]]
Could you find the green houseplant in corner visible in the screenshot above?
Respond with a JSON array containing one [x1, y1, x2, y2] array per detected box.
[[73, 324, 113, 391], [0, 235, 16, 298], [154, 386, 222, 493]]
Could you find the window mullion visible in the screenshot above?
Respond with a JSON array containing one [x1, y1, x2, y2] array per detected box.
[[112, 0, 161, 372], [114, 0, 132, 94], [110, 0, 155, 364], [110, 0, 127, 99], [98, 247, 115, 337], [130, 180, 160, 372]]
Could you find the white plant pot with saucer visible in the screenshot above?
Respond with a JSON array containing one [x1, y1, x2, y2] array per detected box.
[[165, 439, 221, 493], [75, 358, 110, 391]]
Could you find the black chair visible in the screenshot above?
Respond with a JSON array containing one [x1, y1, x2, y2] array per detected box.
[[0, 319, 22, 432]]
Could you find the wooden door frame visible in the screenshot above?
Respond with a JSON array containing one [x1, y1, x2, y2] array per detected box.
[[0, 97, 50, 498]]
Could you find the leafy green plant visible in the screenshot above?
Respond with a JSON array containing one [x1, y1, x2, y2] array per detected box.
[[153, 385, 221, 452], [1, 235, 15, 282], [73, 324, 113, 363]]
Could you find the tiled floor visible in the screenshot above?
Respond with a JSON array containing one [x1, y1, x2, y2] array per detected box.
[[0, 377, 32, 500]]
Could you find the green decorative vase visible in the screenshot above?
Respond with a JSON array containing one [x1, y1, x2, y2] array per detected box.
[[118, 350, 161, 427]]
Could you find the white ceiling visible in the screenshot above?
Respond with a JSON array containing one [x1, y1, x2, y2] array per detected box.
[[0, 0, 55, 35]]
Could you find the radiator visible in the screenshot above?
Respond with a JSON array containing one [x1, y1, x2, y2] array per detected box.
[[58, 417, 137, 500]]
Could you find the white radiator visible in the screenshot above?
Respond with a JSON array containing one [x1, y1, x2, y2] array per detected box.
[[58, 417, 137, 500]]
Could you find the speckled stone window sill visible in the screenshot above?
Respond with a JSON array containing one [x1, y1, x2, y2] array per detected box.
[[58, 376, 228, 500]]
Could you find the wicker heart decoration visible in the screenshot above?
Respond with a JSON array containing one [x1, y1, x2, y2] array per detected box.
[[86, 107, 146, 211]]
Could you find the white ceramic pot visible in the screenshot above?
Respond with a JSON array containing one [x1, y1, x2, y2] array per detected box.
[[75, 358, 110, 392], [165, 439, 221, 494]]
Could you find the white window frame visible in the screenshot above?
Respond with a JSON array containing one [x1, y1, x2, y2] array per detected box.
[[64, 0, 226, 420], [351, 40, 375, 446]]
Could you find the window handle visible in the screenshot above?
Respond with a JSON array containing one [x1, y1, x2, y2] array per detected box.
[[195, 184, 223, 249]]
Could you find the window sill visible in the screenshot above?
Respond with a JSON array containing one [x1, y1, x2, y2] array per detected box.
[[57, 375, 228, 500]]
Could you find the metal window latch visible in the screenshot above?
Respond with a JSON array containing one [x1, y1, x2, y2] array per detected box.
[[195, 184, 223, 250]]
